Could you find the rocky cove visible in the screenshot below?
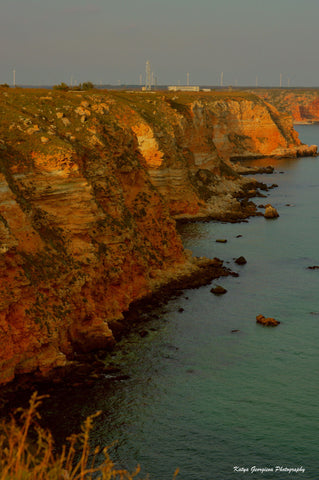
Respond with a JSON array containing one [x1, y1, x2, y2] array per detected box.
[[0, 87, 317, 386]]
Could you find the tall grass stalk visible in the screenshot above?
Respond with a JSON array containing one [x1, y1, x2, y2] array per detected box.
[[0, 392, 179, 479]]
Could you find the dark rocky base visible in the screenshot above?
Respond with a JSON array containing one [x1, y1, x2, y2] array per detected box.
[[111, 257, 238, 341], [0, 257, 239, 413]]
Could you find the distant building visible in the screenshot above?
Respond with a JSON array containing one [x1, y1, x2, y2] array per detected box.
[[168, 85, 200, 92]]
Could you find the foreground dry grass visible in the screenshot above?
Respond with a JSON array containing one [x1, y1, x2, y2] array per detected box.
[[0, 392, 179, 480]]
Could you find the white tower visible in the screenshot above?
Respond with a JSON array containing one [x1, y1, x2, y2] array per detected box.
[[145, 61, 151, 91], [13, 69, 16, 87]]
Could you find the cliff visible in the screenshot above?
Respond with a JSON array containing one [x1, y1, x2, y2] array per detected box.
[[104, 90, 313, 218], [0, 87, 313, 384], [253, 88, 319, 125]]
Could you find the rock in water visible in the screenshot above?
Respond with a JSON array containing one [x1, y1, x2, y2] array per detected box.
[[256, 314, 280, 326], [264, 204, 279, 218], [235, 256, 247, 265], [211, 285, 227, 295]]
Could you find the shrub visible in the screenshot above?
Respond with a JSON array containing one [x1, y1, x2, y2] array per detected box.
[[53, 82, 69, 91], [81, 82, 95, 91]]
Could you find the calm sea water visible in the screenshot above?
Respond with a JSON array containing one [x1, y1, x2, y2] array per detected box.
[[39, 125, 319, 480]]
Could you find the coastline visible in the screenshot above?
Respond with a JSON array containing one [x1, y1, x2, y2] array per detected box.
[[0, 167, 273, 399], [0, 254, 239, 408], [0, 88, 317, 386]]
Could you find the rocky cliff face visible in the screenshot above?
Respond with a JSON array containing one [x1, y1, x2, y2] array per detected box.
[[0, 87, 313, 384], [253, 88, 319, 124], [105, 91, 312, 218]]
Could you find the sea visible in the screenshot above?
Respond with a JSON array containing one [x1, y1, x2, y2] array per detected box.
[[34, 125, 319, 479]]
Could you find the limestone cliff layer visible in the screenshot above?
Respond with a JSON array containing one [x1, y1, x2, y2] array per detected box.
[[0, 88, 314, 384]]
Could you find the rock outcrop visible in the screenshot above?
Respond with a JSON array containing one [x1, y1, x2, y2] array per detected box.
[[264, 204, 279, 218], [0, 87, 312, 384]]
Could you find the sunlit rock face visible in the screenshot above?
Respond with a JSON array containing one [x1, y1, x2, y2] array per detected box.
[[0, 89, 187, 383], [255, 88, 319, 125], [0, 88, 313, 384], [109, 91, 310, 218]]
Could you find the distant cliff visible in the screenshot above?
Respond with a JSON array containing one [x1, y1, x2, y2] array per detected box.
[[253, 88, 319, 124], [0, 88, 315, 384]]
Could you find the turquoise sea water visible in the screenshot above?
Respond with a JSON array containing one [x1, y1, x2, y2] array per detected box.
[[40, 125, 319, 480]]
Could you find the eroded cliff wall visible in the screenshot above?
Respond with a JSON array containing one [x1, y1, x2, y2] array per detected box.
[[0, 88, 313, 384], [0, 89, 190, 383], [105, 90, 312, 218], [253, 88, 319, 124]]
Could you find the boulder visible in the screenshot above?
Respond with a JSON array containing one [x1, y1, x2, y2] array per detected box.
[[211, 285, 227, 295], [256, 314, 280, 326], [264, 204, 279, 218], [235, 256, 247, 265]]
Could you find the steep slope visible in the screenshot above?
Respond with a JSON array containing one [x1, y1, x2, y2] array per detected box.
[[0, 89, 189, 383]]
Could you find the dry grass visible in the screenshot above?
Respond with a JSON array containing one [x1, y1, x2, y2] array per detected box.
[[0, 392, 179, 480]]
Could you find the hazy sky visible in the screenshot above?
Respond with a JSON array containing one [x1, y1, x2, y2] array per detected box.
[[1, 0, 319, 87]]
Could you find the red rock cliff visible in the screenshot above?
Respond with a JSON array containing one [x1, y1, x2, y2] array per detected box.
[[106, 91, 313, 218], [0, 88, 314, 384], [253, 88, 319, 125]]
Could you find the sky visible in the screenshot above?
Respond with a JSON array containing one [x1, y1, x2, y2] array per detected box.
[[1, 0, 319, 87]]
